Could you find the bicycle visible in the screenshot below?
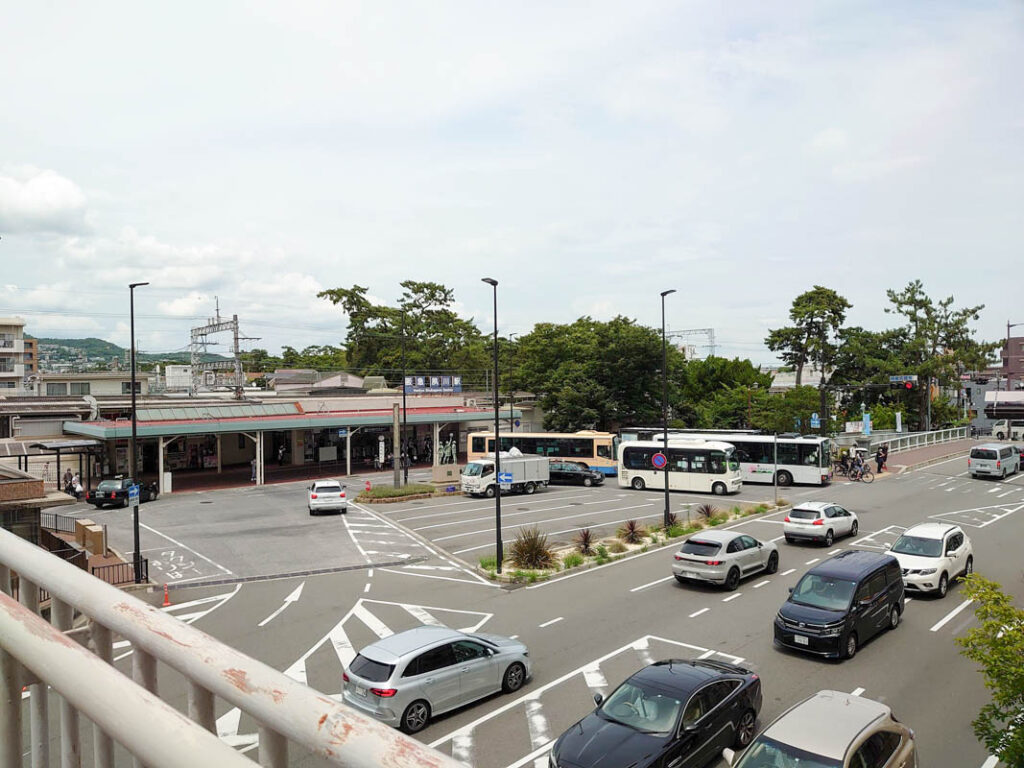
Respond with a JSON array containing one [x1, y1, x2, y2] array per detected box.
[[849, 466, 874, 484]]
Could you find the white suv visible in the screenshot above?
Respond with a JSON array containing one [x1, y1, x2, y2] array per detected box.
[[783, 502, 859, 547], [886, 523, 973, 598], [308, 480, 347, 515]]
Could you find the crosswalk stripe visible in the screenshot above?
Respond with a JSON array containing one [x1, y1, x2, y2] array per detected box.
[[353, 603, 394, 639], [403, 604, 444, 626]]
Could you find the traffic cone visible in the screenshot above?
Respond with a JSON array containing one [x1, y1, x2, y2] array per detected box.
[[162, 584, 171, 607]]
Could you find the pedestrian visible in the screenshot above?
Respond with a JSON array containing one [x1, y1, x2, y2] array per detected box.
[[63, 467, 73, 489], [71, 472, 82, 499], [277, 444, 286, 466], [880, 445, 889, 472], [250, 457, 257, 483]]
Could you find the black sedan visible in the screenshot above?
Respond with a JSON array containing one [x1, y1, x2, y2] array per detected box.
[[84, 477, 159, 508], [550, 659, 761, 768], [549, 461, 604, 487]]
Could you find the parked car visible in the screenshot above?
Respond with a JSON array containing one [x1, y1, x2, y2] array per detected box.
[[549, 659, 762, 768], [783, 501, 859, 547], [773, 550, 904, 660], [724, 690, 917, 768], [886, 522, 973, 598], [342, 626, 530, 734], [968, 443, 1021, 479], [83, 477, 158, 508], [548, 461, 604, 487], [307, 479, 347, 515], [672, 530, 779, 591]]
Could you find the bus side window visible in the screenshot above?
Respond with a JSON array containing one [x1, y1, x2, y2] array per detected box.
[[597, 443, 611, 459]]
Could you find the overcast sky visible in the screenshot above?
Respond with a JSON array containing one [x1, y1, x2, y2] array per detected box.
[[1, 1, 1021, 364]]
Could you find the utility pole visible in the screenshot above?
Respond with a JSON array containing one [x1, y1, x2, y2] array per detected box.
[[401, 311, 408, 486]]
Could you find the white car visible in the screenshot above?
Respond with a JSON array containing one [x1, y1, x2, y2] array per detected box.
[[672, 529, 780, 590], [783, 502, 859, 547], [886, 523, 973, 598], [308, 480, 347, 515]]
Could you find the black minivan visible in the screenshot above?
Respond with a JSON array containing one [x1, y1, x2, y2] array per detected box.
[[773, 550, 904, 660]]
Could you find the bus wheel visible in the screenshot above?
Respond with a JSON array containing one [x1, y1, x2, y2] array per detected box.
[[776, 470, 793, 487], [712, 482, 727, 496], [631, 477, 646, 491]]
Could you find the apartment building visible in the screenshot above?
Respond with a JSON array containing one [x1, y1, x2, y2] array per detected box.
[[0, 317, 27, 395]]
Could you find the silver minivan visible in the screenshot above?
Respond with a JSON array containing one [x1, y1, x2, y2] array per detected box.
[[968, 443, 1020, 479], [342, 626, 530, 733]]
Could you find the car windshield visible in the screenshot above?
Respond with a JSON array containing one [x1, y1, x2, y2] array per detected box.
[[891, 535, 942, 557], [598, 681, 682, 734], [463, 463, 483, 477], [97, 480, 123, 491], [679, 540, 721, 557], [790, 574, 857, 611], [315, 483, 342, 493], [725, 448, 739, 472], [789, 508, 820, 520], [735, 735, 841, 768], [348, 654, 394, 683], [970, 449, 997, 460]]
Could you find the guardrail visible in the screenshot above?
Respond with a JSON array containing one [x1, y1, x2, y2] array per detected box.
[[0, 528, 464, 768], [91, 559, 147, 585], [870, 426, 968, 454], [40, 511, 78, 534]]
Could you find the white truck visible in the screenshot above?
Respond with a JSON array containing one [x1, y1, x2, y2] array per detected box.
[[460, 453, 550, 497]]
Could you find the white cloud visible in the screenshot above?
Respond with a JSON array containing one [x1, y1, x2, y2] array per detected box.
[[0, 167, 88, 234]]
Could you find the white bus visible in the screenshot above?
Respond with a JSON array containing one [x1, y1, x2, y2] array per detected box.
[[620, 428, 832, 487], [617, 440, 743, 496]]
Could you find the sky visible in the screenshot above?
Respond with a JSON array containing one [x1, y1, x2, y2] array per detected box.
[[1, 1, 1021, 365]]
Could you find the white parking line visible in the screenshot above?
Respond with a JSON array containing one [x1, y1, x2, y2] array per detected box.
[[930, 599, 975, 632], [851, 687, 865, 696], [689, 608, 710, 618], [805, 558, 820, 565], [722, 593, 742, 603], [828, 548, 842, 554], [439, 502, 656, 543], [781, 568, 796, 576], [539, 616, 564, 628], [753, 580, 770, 589], [630, 576, 675, 592], [980, 756, 999, 768]]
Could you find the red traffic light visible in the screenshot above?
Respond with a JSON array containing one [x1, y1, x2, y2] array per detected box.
[[904, 381, 913, 389]]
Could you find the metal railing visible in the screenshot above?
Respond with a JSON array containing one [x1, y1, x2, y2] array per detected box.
[[869, 426, 968, 454], [91, 560, 147, 586], [0, 528, 464, 768], [40, 511, 79, 534]]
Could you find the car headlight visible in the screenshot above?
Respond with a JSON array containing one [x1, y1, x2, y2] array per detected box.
[[917, 568, 937, 576]]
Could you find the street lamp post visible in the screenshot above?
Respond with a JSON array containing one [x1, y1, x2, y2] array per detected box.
[[401, 310, 408, 486], [660, 289, 676, 529], [482, 278, 503, 573], [508, 332, 518, 433], [129, 281, 149, 584]]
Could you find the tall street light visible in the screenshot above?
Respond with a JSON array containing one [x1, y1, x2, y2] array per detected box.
[[129, 281, 149, 584], [508, 332, 518, 433], [660, 289, 676, 529], [482, 277, 503, 573], [401, 309, 409, 486]]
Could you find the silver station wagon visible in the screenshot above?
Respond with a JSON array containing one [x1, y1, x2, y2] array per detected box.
[[342, 626, 531, 733]]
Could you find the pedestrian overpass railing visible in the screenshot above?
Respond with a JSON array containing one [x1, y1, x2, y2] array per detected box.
[[867, 426, 969, 454], [0, 527, 463, 768]]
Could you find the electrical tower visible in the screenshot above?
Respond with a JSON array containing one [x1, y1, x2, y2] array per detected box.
[[667, 328, 716, 359], [189, 298, 258, 398]]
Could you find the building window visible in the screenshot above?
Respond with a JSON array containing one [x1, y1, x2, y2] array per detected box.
[[0, 360, 13, 373], [46, 383, 68, 396], [25, 353, 33, 360], [121, 381, 142, 395], [0, 381, 15, 389], [70, 382, 91, 395], [0, 334, 13, 348]]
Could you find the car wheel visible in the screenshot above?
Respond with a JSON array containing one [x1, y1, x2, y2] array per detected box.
[[399, 700, 431, 734], [824, 530, 834, 547], [631, 477, 646, 491], [733, 709, 757, 749], [845, 632, 858, 660], [308, 507, 315, 516], [712, 482, 727, 496], [889, 605, 900, 630], [962, 556, 974, 579], [937, 572, 948, 598], [524, 482, 535, 495], [724, 568, 741, 591], [674, 574, 687, 584], [776, 470, 793, 487], [583, 477, 592, 487], [766, 551, 779, 574], [784, 535, 795, 544], [484, 485, 496, 498], [502, 662, 526, 693], [997, 432, 1005, 440], [851, 520, 859, 536]]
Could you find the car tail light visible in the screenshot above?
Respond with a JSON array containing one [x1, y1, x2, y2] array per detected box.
[[311, 493, 318, 499], [705, 559, 723, 566], [783, 516, 790, 523], [340, 491, 346, 498], [812, 518, 824, 526], [967, 459, 971, 466], [342, 672, 349, 682], [370, 688, 397, 698], [996, 461, 1001, 468], [674, 554, 684, 561]]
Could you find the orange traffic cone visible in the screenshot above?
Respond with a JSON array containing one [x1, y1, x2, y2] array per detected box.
[[162, 584, 171, 607]]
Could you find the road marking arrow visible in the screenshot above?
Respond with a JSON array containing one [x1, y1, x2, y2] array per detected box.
[[257, 581, 305, 627]]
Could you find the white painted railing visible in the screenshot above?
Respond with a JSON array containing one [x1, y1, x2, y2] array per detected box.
[[870, 427, 968, 454], [0, 527, 464, 768]]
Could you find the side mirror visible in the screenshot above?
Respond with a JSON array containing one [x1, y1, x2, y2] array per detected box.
[[757, 542, 763, 548], [788, 587, 794, 594], [682, 722, 698, 734], [593, 693, 603, 707], [883, 542, 891, 549], [722, 748, 737, 766]]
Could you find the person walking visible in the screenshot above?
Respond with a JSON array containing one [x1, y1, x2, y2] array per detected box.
[[875, 445, 884, 474], [277, 444, 286, 466], [250, 457, 257, 483], [880, 445, 889, 472]]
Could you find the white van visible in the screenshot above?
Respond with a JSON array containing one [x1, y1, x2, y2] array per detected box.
[[968, 443, 1020, 479], [991, 419, 1024, 440]]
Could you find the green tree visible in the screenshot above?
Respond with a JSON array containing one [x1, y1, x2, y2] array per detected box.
[[240, 348, 283, 373], [765, 327, 810, 386], [956, 574, 1024, 765]]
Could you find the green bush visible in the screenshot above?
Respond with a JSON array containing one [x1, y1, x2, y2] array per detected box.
[[479, 554, 498, 570], [562, 552, 584, 569], [608, 540, 628, 554], [509, 526, 556, 570], [359, 483, 436, 499], [617, 519, 647, 544], [730, 506, 742, 517], [666, 524, 686, 538], [574, 528, 596, 555]]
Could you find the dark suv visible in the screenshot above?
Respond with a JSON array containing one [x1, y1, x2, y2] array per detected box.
[[773, 550, 904, 660]]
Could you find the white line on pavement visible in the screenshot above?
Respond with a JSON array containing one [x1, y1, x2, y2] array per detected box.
[[689, 608, 710, 618], [363, 583, 371, 593], [781, 568, 796, 576], [828, 548, 842, 554], [698, 649, 716, 659], [437, 503, 656, 542], [139, 523, 233, 576], [377, 568, 491, 586], [630, 576, 675, 592], [805, 558, 820, 565], [753, 580, 770, 589], [582, 663, 607, 691], [525, 700, 550, 752], [452, 735, 474, 765], [353, 603, 393, 639], [851, 687, 865, 696], [539, 616, 564, 628], [257, 581, 305, 627], [980, 756, 999, 768], [930, 599, 975, 632], [722, 593, 742, 602]]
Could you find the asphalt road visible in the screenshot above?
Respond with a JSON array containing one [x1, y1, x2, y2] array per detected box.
[[41, 453, 1024, 767]]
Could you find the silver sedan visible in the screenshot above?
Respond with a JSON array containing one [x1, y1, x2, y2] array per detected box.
[[672, 529, 780, 591]]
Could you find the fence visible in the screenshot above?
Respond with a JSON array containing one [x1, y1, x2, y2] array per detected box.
[[869, 426, 968, 454], [91, 559, 147, 586], [40, 511, 78, 534], [0, 527, 463, 768]]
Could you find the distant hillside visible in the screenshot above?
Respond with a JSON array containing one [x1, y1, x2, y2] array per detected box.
[[34, 337, 230, 364]]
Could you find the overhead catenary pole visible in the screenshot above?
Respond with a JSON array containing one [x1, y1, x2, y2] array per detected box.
[[660, 289, 676, 529], [392, 403, 400, 488], [129, 281, 149, 584], [401, 310, 408, 486], [483, 278, 502, 573]]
